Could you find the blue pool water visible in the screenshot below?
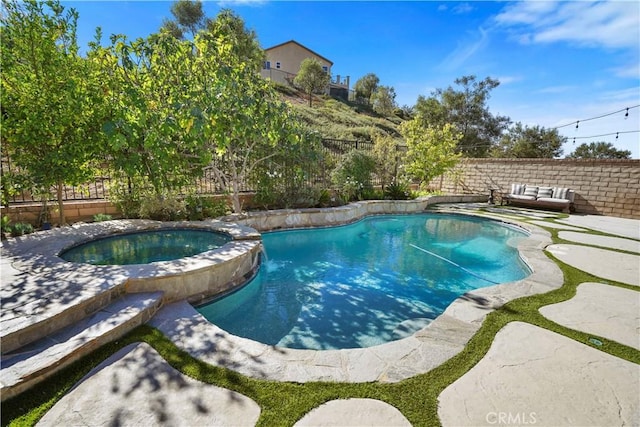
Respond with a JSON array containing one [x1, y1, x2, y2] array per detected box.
[[60, 229, 230, 265], [197, 214, 530, 350]]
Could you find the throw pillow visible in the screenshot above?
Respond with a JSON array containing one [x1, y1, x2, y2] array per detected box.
[[552, 187, 569, 199], [523, 185, 539, 198], [538, 186, 553, 198], [510, 183, 525, 195]]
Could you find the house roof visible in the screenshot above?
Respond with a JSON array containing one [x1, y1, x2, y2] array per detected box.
[[263, 40, 334, 66]]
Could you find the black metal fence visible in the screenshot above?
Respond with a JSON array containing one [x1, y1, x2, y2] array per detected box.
[[1, 138, 406, 204]]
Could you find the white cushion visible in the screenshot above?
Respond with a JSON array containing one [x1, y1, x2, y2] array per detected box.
[[509, 194, 537, 201], [536, 197, 570, 205]]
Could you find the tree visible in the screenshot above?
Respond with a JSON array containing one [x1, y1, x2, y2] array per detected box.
[[400, 120, 462, 188], [371, 85, 397, 116], [95, 31, 212, 214], [354, 73, 379, 103], [567, 142, 632, 159], [194, 21, 312, 213], [205, 9, 264, 70], [415, 75, 510, 157], [1, 0, 108, 225], [294, 58, 330, 107], [492, 122, 565, 158], [160, 0, 206, 39]]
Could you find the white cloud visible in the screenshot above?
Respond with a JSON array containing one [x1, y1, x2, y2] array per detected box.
[[610, 60, 640, 79], [452, 3, 474, 15], [496, 75, 523, 85], [536, 85, 578, 94], [494, 1, 640, 50], [439, 26, 489, 70]]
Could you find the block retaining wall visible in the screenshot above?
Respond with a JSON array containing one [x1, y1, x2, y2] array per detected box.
[[432, 158, 639, 219]]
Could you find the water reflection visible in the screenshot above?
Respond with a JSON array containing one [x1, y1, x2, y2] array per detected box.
[[60, 230, 230, 265], [197, 214, 530, 350]]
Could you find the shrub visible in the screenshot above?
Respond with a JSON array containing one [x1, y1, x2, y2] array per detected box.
[[92, 213, 112, 222], [139, 192, 187, 221], [10, 222, 34, 237], [383, 181, 412, 200], [331, 150, 376, 201], [186, 195, 230, 220]]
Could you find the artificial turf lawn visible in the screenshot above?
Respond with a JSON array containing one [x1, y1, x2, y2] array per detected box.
[[3, 216, 639, 427]]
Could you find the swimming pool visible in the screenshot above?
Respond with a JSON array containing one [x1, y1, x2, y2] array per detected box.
[[197, 214, 530, 350]]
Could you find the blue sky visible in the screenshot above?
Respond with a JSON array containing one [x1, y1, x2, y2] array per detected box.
[[64, 1, 640, 158]]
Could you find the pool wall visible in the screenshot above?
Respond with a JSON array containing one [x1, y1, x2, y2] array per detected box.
[[222, 195, 486, 231]]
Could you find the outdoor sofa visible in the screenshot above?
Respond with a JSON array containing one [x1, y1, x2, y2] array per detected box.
[[503, 183, 575, 213]]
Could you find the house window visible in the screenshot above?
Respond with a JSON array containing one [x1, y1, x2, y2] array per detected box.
[[263, 61, 271, 70], [276, 62, 281, 69], [322, 66, 328, 73]]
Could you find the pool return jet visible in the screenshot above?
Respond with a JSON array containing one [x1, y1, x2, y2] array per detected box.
[[409, 243, 499, 285]]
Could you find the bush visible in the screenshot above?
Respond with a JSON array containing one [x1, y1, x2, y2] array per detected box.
[[331, 150, 376, 201], [93, 213, 112, 222], [185, 195, 230, 220], [10, 222, 34, 237], [383, 181, 412, 200], [139, 192, 187, 221]]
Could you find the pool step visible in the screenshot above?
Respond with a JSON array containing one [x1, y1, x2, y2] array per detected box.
[[0, 273, 128, 354], [0, 291, 163, 402]]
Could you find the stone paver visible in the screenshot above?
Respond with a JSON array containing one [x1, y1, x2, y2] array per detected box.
[[438, 322, 640, 427], [540, 282, 640, 350], [557, 215, 640, 239], [547, 244, 640, 286], [294, 398, 411, 426], [558, 231, 640, 253], [37, 342, 261, 427]]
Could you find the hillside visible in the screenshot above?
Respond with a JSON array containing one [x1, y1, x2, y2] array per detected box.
[[272, 83, 404, 142]]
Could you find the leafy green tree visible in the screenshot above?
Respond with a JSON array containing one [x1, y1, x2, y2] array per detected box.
[[354, 73, 379, 103], [161, 0, 207, 39], [415, 75, 510, 157], [95, 32, 211, 208], [294, 58, 330, 107], [1, 0, 108, 225], [567, 142, 632, 159], [492, 122, 565, 158], [194, 24, 312, 213], [205, 9, 264, 70], [400, 120, 462, 188], [371, 85, 397, 116]]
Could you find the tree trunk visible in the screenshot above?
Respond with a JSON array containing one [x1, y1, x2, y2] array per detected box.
[[308, 90, 312, 107], [56, 181, 65, 226]]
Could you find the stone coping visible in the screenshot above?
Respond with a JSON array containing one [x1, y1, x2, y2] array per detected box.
[[221, 195, 486, 231], [1, 219, 262, 306], [152, 206, 563, 383]]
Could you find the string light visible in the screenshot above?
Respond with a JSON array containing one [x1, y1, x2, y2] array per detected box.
[[569, 130, 639, 140], [552, 104, 639, 130]]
